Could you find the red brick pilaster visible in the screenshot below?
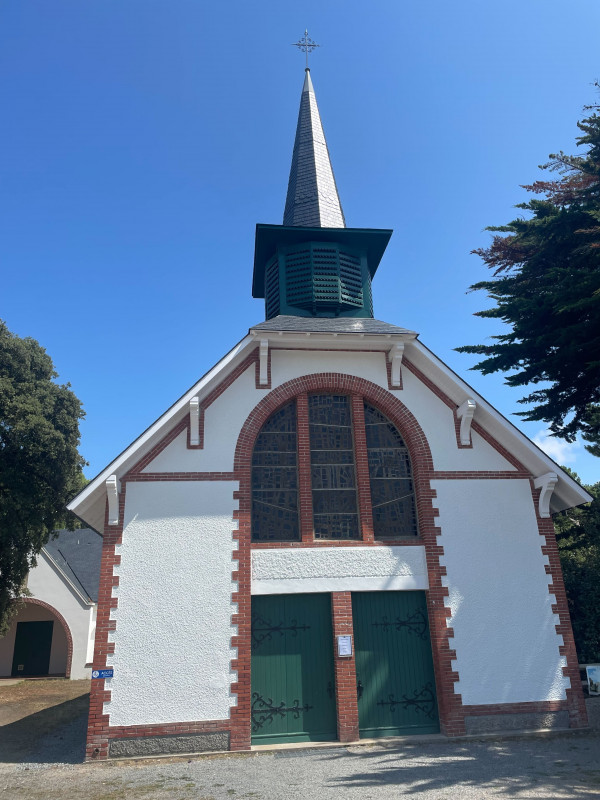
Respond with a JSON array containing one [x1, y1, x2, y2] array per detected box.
[[533, 484, 588, 729], [351, 396, 374, 542], [296, 394, 314, 542], [331, 592, 359, 742]]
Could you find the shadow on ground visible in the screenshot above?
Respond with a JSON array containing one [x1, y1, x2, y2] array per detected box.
[[314, 734, 600, 798], [0, 694, 89, 764]]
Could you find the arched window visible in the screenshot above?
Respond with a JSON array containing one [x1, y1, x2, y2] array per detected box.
[[251, 394, 418, 542]]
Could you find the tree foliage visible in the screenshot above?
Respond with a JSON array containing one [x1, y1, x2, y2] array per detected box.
[[0, 320, 86, 636], [457, 94, 600, 448], [554, 471, 600, 663]]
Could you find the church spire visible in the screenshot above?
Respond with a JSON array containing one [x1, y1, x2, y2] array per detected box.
[[283, 69, 346, 228]]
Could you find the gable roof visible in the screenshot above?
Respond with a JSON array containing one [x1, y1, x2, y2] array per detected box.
[[43, 528, 103, 603], [67, 322, 592, 533]]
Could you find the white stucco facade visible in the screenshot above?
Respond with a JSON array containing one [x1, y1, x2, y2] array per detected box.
[[434, 478, 569, 705], [252, 545, 428, 594], [105, 480, 238, 726]]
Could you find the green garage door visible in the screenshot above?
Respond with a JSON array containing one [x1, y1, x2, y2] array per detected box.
[[353, 591, 439, 738], [251, 594, 337, 745]]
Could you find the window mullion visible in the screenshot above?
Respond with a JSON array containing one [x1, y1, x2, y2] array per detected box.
[[351, 395, 375, 542], [296, 393, 314, 542]]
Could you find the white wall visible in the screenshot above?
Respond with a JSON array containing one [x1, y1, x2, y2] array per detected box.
[[0, 554, 94, 679], [106, 480, 238, 727], [252, 545, 428, 594], [142, 349, 514, 475], [434, 478, 569, 705]]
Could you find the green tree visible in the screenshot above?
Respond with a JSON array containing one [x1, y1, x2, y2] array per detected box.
[[554, 470, 600, 663], [457, 94, 600, 449], [0, 320, 86, 636]]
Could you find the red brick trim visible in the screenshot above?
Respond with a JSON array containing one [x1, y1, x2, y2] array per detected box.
[[403, 358, 528, 469], [107, 719, 230, 739], [463, 700, 567, 716], [296, 394, 314, 543], [21, 598, 74, 679], [126, 351, 260, 474], [331, 592, 359, 742], [232, 372, 459, 743], [352, 396, 375, 542], [250, 539, 425, 549], [124, 472, 236, 482], [532, 482, 588, 729], [432, 471, 530, 480], [86, 495, 125, 760]]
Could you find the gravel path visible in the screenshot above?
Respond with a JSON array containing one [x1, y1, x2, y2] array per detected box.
[[1, 730, 599, 800]]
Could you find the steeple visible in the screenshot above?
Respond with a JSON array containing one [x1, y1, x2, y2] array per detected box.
[[283, 70, 346, 228], [252, 66, 392, 321]]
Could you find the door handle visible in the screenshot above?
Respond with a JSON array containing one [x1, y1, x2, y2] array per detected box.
[[357, 680, 364, 700]]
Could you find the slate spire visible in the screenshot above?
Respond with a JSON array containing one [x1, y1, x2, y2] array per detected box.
[[283, 69, 346, 228]]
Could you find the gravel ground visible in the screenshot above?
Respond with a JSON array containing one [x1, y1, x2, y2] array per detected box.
[[2, 683, 599, 799], [1, 730, 600, 800]]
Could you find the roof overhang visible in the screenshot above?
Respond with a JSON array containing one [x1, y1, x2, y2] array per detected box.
[[252, 224, 393, 298], [68, 326, 591, 533]]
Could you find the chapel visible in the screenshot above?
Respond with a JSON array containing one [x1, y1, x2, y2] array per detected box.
[[69, 64, 591, 760]]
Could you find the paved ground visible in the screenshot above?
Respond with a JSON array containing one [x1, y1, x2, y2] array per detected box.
[[2, 680, 600, 799]]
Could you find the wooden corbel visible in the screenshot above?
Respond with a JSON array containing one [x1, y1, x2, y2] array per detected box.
[[533, 472, 558, 518], [106, 475, 121, 526], [259, 339, 269, 386], [189, 396, 200, 446], [456, 398, 477, 446], [388, 342, 405, 388]]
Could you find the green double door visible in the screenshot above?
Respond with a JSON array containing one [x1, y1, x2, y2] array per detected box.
[[353, 591, 440, 737], [251, 594, 337, 744]]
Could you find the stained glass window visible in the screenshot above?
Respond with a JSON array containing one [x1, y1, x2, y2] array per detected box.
[[251, 402, 299, 541], [309, 394, 359, 540], [364, 403, 418, 539]]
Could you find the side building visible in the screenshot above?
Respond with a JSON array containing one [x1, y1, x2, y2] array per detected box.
[[68, 68, 591, 760], [0, 529, 102, 680]]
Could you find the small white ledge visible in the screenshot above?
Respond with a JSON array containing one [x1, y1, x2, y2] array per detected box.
[[189, 396, 200, 446], [388, 342, 405, 387], [533, 472, 559, 518], [106, 475, 120, 526], [457, 398, 477, 445], [259, 339, 269, 386]]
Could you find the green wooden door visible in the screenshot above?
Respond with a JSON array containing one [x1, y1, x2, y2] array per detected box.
[[353, 591, 439, 737], [11, 621, 54, 677], [251, 594, 337, 744]]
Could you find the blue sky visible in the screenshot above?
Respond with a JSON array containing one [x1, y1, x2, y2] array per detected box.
[[1, 1, 599, 485]]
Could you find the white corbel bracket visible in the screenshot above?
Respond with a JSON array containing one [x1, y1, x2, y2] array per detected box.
[[456, 398, 477, 446], [106, 475, 121, 526], [189, 396, 200, 446], [533, 472, 558, 518], [388, 342, 405, 388], [259, 339, 269, 386]]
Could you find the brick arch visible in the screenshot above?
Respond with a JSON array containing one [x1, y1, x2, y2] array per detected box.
[[22, 597, 74, 678], [229, 372, 464, 743], [234, 372, 434, 475]]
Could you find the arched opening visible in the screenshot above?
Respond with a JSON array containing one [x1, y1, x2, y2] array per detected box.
[[0, 598, 73, 678]]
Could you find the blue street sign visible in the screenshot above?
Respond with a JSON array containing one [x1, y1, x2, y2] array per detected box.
[[92, 669, 114, 679]]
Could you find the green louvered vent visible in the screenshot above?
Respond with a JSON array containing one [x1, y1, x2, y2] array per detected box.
[[283, 242, 364, 314], [265, 255, 280, 319]]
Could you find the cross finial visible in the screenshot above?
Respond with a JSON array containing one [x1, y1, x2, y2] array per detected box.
[[292, 29, 320, 70]]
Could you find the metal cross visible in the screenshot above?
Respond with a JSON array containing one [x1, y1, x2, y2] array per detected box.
[[292, 29, 320, 70]]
